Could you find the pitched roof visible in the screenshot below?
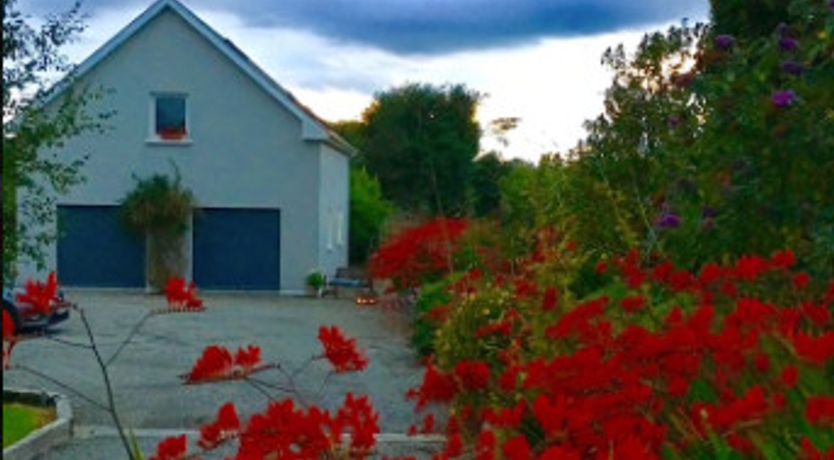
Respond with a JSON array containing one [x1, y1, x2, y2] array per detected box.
[[46, 0, 356, 156]]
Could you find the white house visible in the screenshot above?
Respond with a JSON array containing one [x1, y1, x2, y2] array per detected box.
[[16, 0, 353, 293]]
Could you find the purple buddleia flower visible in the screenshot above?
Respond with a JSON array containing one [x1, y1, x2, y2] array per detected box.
[[779, 37, 799, 52], [655, 213, 682, 230], [715, 34, 735, 51], [772, 90, 797, 108], [781, 61, 805, 76]]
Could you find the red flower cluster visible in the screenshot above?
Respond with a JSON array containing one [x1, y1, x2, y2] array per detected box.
[[236, 394, 379, 459], [407, 249, 834, 459], [150, 435, 188, 460], [369, 219, 469, 289], [318, 326, 368, 373], [3, 309, 16, 369], [184, 344, 265, 384], [16, 272, 60, 316], [199, 402, 242, 450], [164, 277, 204, 311]]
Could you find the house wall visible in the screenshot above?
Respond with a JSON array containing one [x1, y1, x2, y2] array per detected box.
[[15, 9, 327, 292], [317, 144, 350, 279]]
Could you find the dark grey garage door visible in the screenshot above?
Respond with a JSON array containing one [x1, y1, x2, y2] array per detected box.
[[57, 205, 146, 287], [193, 208, 280, 290]]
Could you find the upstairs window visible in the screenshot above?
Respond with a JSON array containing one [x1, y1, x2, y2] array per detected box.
[[153, 94, 188, 141]]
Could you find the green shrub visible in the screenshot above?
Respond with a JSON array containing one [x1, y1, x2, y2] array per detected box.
[[349, 168, 395, 264], [411, 277, 456, 357]]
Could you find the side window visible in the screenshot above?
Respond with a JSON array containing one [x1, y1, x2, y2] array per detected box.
[[336, 210, 344, 246], [153, 94, 188, 141]]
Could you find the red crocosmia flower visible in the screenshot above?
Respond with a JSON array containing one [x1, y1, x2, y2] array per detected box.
[[186, 345, 234, 383], [318, 326, 368, 373], [780, 366, 799, 388], [333, 393, 380, 455], [485, 401, 526, 429], [621, 295, 646, 313], [595, 260, 609, 275], [454, 361, 490, 392], [185, 345, 265, 383], [234, 345, 262, 373], [150, 434, 188, 460], [699, 263, 723, 285], [420, 413, 436, 433], [476, 430, 497, 460], [734, 255, 770, 281], [475, 322, 512, 338], [444, 433, 464, 457], [542, 287, 558, 311], [3, 309, 16, 369], [806, 397, 834, 427], [237, 399, 335, 458], [407, 361, 457, 410], [16, 272, 60, 316], [801, 437, 834, 460], [164, 277, 204, 311], [793, 332, 834, 366], [198, 402, 241, 450], [502, 435, 533, 460], [802, 303, 832, 328], [793, 273, 812, 290], [539, 446, 581, 460], [771, 249, 797, 270], [753, 353, 771, 373]]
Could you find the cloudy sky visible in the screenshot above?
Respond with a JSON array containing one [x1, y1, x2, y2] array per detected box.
[[21, 0, 709, 161]]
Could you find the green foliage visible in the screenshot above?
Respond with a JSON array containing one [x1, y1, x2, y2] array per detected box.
[[120, 169, 194, 236], [498, 1, 834, 280], [349, 168, 395, 264], [412, 277, 455, 357], [2, 0, 110, 283], [120, 169, 195, 290], [469, 152, 526, 217], [306, 271, 326, 290], [710, 0, 790, 39], [361, 83, 481, 215]]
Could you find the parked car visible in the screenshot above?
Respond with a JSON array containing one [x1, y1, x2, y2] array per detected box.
[[2, 287, 71, 333]]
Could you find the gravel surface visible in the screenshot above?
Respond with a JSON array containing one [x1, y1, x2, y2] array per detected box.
[[3, 291, 426, 438]]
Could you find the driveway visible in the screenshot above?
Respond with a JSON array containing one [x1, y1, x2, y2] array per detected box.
[[3, 291, 428, 444]]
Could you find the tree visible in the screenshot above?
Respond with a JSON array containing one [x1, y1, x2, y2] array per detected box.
[[470, 152, 529, 217], [361, 83, 480, 216], [3, 0, 109, 282], [710, 0, 790, 39], [349, 168, 394, 264]]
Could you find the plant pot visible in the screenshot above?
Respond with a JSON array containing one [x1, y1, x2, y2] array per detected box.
[[159, 130, 186, 140]]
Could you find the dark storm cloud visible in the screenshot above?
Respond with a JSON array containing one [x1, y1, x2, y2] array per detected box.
[[20, 0, 709, 54]]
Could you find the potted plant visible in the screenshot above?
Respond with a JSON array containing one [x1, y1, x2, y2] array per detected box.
[[120, 167, 196, 292], [306, 271, 327, 298]]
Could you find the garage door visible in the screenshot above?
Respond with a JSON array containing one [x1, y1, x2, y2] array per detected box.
[[193, 208, 280, 290], [57, 205, 146, 287]]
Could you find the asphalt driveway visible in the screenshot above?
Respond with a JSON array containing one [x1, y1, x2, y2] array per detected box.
[[3, 291, 426, 436]]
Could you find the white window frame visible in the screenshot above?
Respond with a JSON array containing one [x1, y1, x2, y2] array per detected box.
[[327, 208, 334, 251], [147, 92, 192, 145]]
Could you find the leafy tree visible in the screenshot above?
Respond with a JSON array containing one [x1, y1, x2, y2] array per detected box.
[[330, 120, 366, 166], [470, 152, 528, 217], [3, 0, 109, 282], [500, 0, 834, 277], [361, 83, 480, 216], [349, 168, 394, 264]]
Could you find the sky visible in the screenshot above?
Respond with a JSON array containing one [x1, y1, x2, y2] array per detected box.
[[20, 0, 710, 161]]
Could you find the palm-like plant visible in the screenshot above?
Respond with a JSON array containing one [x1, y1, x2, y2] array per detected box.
[[120, 168, 195, 291]]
